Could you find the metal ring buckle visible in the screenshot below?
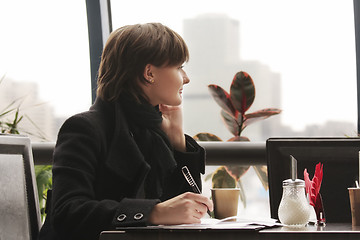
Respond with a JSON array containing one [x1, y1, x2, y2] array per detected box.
[[117, 214, 126, 222], [134, 213, 144, 220]]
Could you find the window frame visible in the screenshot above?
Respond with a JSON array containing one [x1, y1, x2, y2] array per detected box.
[[85, 0, 112, 103], [354, 0, 360, 134]]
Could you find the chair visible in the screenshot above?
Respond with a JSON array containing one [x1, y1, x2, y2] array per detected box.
[[0, 134, 41, 240], [266, 137, 360, 223]]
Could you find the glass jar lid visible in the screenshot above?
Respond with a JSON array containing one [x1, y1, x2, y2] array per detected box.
[[282, 179, 305, 187]]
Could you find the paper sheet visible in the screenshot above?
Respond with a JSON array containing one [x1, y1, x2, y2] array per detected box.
[[147, 216, 282, 230]]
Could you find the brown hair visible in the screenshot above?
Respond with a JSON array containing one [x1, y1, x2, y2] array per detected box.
[[96, 23, 189, 102]]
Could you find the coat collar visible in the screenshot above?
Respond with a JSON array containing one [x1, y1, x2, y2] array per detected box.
[[92, 98, 151, 183]]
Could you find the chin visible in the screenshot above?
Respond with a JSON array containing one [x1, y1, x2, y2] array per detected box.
[[166, 99, 182, 106], [174, 98, 182, 105]]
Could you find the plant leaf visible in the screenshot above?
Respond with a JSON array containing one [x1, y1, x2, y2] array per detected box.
[[22, 114, 49, 141], [243, 108, 281, 128], [224, 132, 251, 189], [227, 135, 250, 141], [193, 132, 222, 141], [212, 166, 237, 188], [0, 97, 25, 115], [208, 84, 237, 117], [237, 179, 247, 208], [224, 165, 250, 182], [35, 165, 52, 221], [0, 74, 5, 84], [252, 166, 269, 190], [230, 71, 255, 115], [0, 108, 16, 118], [221, 110, 240, 136], [204, 172, 213, 182]]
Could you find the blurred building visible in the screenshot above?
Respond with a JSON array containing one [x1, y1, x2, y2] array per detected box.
[[0, 77, 58, 141], [182, 14, 282, 141]]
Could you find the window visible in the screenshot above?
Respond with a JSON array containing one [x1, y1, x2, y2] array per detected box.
[[110, 0, 357, 219], [110, 0, 357, 141], [0, 1, 91, 141]]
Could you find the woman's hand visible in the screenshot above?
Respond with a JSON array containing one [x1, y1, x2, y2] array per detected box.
[[148, 192, 213, 225], [159, 104, 186, 152]]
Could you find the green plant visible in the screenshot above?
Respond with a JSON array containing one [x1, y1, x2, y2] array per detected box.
[[0, 75, 23, 134], [35, 165, 52, 222], [0, 106, 23, 134], [0, 76, 52, 221], [0, 77, 48, 140], [194, 71, 281, 207]]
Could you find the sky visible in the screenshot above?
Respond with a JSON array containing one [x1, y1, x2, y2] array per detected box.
[[0, 1, 91, 116], [0, 0, 357, 131]]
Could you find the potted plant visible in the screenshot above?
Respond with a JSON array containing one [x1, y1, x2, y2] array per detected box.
[[0, 76, 52, 222], [194, 71, 281, 207]]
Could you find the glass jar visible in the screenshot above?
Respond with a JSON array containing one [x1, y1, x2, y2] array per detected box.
[[278, 179, 311, 227]]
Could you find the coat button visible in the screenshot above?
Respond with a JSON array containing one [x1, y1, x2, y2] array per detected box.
[[134, 213, 144, 220], [117, 214, 127, 222]]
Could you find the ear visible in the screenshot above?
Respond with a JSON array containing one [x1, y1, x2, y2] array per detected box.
[[143, 64, 154, 82]]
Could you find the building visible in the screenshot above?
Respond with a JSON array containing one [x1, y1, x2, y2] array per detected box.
[[0, 77, 57, 141], [182, 14, 282, 141]]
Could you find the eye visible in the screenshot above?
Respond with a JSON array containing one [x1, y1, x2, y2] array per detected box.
[[179, 65, 184, 69]]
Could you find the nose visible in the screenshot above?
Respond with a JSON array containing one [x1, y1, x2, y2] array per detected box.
[[182, 70, 190, 85], [183, 75, 190, 85]]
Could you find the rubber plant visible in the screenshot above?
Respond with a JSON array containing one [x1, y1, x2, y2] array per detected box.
[[194, 71, 281, 207]]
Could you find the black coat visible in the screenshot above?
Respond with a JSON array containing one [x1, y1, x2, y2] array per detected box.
[[38, 98, 205, 240]]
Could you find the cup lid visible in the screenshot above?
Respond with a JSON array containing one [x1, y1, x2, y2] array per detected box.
[[282, 179, 305, 187]]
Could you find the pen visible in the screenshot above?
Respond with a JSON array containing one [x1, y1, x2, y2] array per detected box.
[[181, 166, 211, 216]]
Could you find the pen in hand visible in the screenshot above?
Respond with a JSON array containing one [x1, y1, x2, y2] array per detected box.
[[181, 166, 211, 216]]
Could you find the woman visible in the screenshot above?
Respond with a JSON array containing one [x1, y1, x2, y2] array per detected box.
[[38, 23, 213, 240]]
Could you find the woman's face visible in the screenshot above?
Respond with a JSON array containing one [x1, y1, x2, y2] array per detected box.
[[143, 64, 190, 106]]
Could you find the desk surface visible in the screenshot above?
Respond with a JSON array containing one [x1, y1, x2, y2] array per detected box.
[[262, 223, 360, 233], [100, 223, 360, 240]]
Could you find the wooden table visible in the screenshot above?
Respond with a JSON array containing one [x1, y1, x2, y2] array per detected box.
[[99, 223, 360, 240]]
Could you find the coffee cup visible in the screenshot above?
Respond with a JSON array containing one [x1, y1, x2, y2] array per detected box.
[[211, 188, 240, 219], [348, 187, 360, 226]]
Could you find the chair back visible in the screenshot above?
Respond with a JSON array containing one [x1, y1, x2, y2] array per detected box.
[[267, 137, 360, 223], [0, 134, 41, 240]]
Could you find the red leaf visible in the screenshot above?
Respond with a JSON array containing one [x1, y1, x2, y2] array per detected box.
[[304, 169, 312, 197], [230, 71, 255, 115], [303, 163, 324, 211], [243, 108, 282, 128], [193, 132, 223, 141], [225, 165, 250, 182], [227, 135, 250, 141], [315, 193, 325, 222], [314, 163, 323, 193], [208, 84, 237, 117], [221, 110, 241, 136]]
